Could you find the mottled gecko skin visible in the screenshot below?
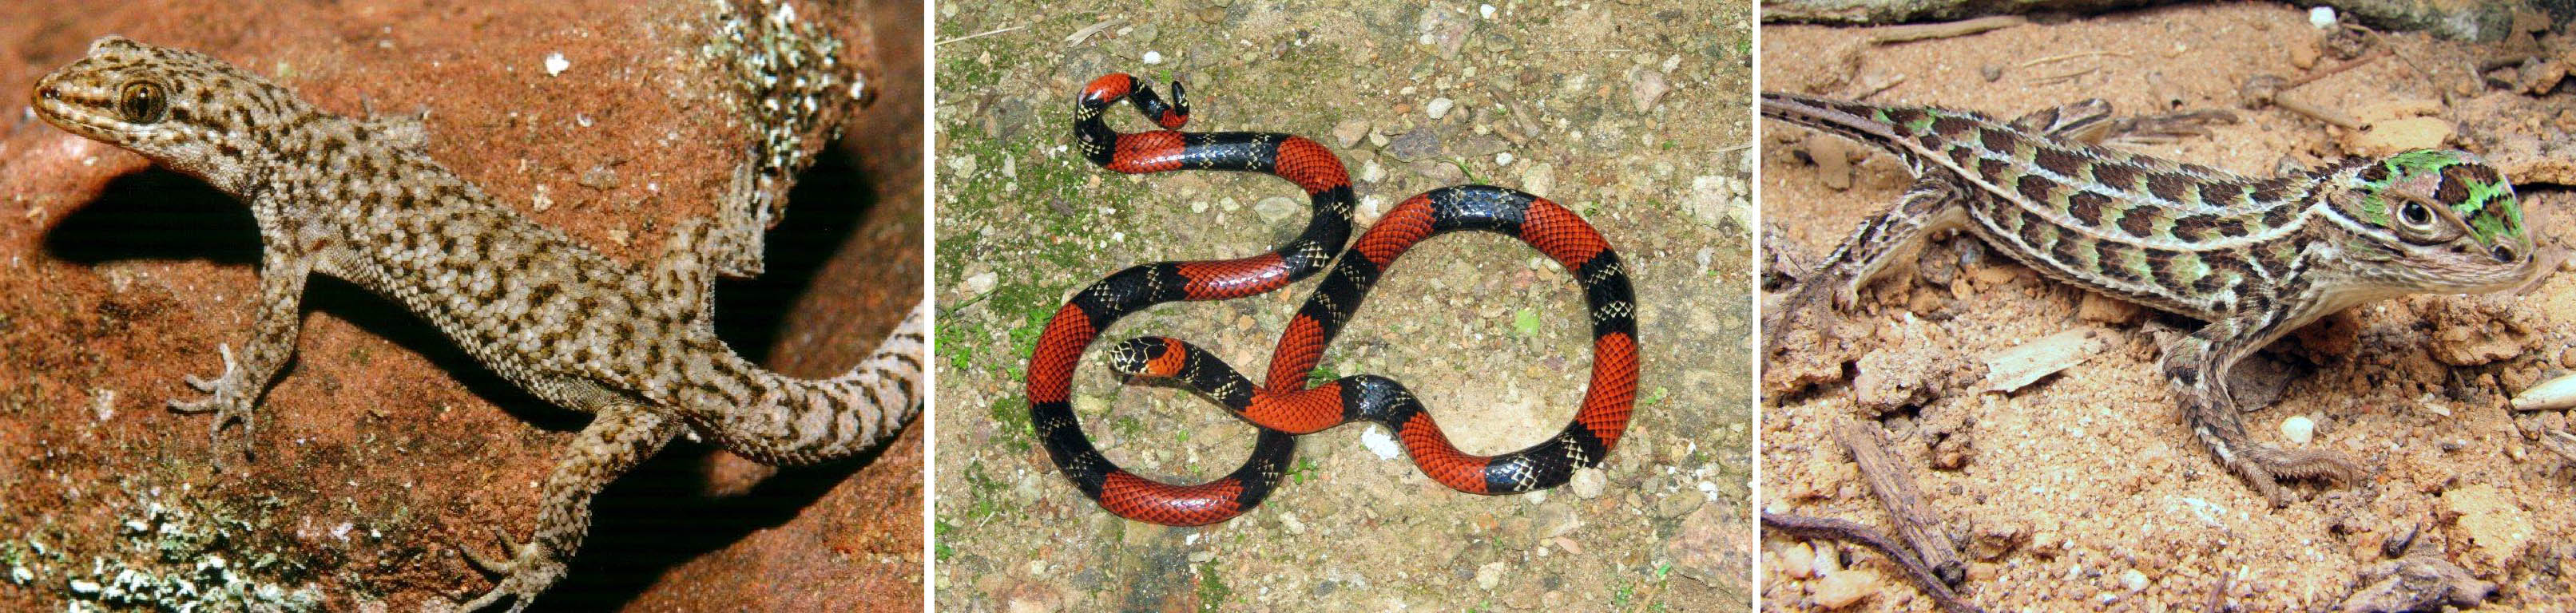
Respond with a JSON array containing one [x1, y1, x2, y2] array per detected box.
[[32, 36, 924, 611]]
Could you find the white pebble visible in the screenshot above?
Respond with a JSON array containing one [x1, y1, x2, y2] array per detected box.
[[2280, 415, 2316, 445], [2122, 568, 2149, 591], [1568, 467, 1606, 498], [1427, 97, 1455, 119], [1359, 425, 1402, 460], [1141, 50, 1163, 65], [1479, 4, 1495, 18], [543, 52, 570, 77], [1495, 152, 1514, 166], [2308, 6, 2336, 29]]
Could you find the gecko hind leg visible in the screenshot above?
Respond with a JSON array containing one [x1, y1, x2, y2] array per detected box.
[[455, 406, 681, 613], [1763, 177, 1969, 351]]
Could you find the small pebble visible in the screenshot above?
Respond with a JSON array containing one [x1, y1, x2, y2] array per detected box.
[[1780, 542, 1816, 579], [1811, 567, 1881, 608], [2281, 415, 2316, 445], [2122, 568, 2149, 591], [1475, 561, 1506, 590], [1253, 196, 1300, 223], [1142, 50, 1163, 64], [1568, 467, 1607, 498], [543, 52, 570, 77], [2308, 6, 2336, 29], [1427, 97, 1455, 119]]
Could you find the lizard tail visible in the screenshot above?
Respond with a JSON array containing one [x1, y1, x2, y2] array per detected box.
[[684, 301, 930, 466]]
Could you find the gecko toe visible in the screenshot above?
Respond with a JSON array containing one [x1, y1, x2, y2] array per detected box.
[[452, 536, 564, 613], [456, 529, 521, 575]]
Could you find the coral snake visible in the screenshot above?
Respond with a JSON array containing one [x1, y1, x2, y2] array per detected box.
[[1026, 73, 1639, 526]]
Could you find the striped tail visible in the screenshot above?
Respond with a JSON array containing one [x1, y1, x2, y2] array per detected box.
[[685, 301, 929, 466]]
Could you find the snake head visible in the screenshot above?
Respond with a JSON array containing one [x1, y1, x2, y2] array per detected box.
[[1105, 337, 1189, 381], [2325, 149, 2538, 294]]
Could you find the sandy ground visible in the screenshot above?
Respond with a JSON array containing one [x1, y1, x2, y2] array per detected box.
[[0, 1, 923, 611], [1760, 4, 2576, 611], [931, 1, 1756, 610]]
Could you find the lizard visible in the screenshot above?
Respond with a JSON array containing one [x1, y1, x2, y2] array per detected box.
[[30, 35, 926, 611], [1760, 92, 2541, 508]]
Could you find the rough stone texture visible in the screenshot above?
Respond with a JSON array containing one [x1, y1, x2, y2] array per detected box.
[[0, 1, 921, 611]]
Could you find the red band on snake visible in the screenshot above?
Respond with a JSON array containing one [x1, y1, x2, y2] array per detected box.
[[1029, 73, 1639, 526]]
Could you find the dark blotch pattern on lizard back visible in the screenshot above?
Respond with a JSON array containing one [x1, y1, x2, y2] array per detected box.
[[30, 35, 927, 613], [1761, 91, 2540, 511]]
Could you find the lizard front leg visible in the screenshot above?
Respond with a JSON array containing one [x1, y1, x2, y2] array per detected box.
[[1764, 177, 1968, 350], [457, 405, 681, 613], [2162, 313, 2364, 507], [167, 243, 312, 446]]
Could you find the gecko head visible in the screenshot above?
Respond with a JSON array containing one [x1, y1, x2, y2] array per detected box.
[[32, 35, 295, 192], [2324, 149, 2537, 293]]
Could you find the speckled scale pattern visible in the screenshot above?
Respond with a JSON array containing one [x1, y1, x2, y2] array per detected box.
[[32, 35, 922, 612], [1763, 92, 2539, 508]]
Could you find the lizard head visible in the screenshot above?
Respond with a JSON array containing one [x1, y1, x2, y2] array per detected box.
[[2326, 149, 2538, 293], [32, 35, 301, 193]]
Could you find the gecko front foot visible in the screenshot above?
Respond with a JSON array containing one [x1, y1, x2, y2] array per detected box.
[[454, 529, 566, 613], [166, 343, 259, 441]]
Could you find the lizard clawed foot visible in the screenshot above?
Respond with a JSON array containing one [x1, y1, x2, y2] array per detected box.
[[2233, 444, 2366, 508], [454, 528, 565, 613], [166, 343, 258, 446], [1761, 275, 1859, 354]]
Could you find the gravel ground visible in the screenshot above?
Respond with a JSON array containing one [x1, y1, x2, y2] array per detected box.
[[1760, 4, 2576, 611], [932, 1, 1755, 610]]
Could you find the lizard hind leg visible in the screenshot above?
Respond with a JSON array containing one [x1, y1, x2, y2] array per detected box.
[[454, 406, 681, 613], [2010, 98, 2238, 146], [2008, 98, 2120, 141], [1763, 177, 1969, 350]]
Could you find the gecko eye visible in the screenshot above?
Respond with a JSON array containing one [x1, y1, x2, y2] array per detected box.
[[2398, 200, 2431, 227], [117, 81, 168, 125], [2492, 243, 2518, 263]]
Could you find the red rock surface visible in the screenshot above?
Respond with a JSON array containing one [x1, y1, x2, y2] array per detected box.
[[0, 0, 921, 611]]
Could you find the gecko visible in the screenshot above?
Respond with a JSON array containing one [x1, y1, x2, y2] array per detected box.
[[30, 35, 925, 611], [1762, 93, 2540, 507]]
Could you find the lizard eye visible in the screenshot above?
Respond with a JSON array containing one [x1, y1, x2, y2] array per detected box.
[[2398, 200, 2431, 227], [117, 81, 167, 125], [2492, 243, 2518, 263]]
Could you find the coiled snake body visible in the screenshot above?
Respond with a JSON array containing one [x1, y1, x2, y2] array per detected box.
[[1026, 73, 1639, 525]]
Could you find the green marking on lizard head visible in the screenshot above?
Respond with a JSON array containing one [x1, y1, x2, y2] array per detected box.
[[2346, 149, 2526, 247], [2329, 148, 2537, 291]]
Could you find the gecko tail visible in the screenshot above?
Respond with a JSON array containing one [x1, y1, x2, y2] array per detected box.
[[688, 301, 929, 466]]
